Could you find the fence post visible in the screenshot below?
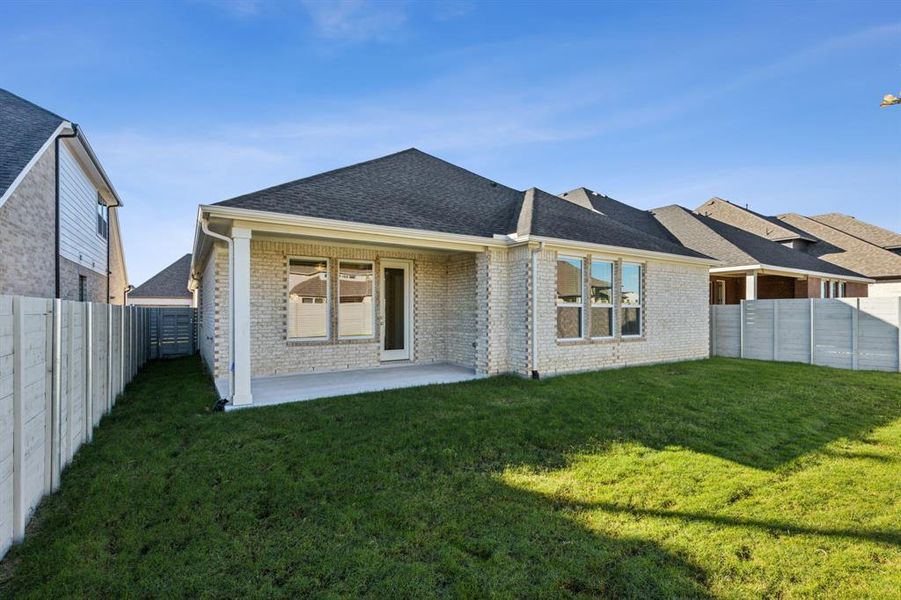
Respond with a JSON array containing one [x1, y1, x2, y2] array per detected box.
[[64, 302, 75, 467], [12, 297, 25, 542], [119, 305, 124, 398], [42, 300, 53, 495], [107, 304, 112, 413], [50, 299, 62, 492], [739, 300, 745, 359], [772, 301, 779, 361], [711, 306, 717, 356], [84, 303, 93, 443], [809, 299, 815, 365], [851, 298, 859, 371]]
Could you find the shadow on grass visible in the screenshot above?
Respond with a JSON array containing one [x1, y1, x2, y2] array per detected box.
[[3, 356, 900, 597], [559, 501, 901, 548]]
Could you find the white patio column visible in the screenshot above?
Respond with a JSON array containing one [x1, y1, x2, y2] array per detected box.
[[231, 227, 253, 406], [745, 271, 757, 300]]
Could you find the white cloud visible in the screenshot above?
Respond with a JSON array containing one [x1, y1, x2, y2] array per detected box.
[[299, 0, 407, 42]]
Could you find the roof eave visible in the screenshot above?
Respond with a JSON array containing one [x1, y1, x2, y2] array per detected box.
[[710, 264, 873, 283]]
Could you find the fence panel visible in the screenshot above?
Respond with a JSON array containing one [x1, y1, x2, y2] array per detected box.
[[148, 307, 197, 359], [711, 298, 901, 372], [0, 296, 152, 560]]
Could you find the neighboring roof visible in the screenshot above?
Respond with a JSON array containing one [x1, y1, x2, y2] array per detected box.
[[809, 212, 901, 250], [651, 205, 866, 279], [0, 88, 66, 200], [215, 149, 707, 260], [130, 254, 193, 298], [560, 187, 681, 244], [777, 213, 901, 280], [695, 197, 816, 242]]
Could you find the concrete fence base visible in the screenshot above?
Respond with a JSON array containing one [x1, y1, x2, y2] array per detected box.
[[0, 296, 152, 560], [711, 297, 901, 372]]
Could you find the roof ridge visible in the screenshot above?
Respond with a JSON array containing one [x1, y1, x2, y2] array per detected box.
[[215, 148, 522, 207], [0, 87, 68, 123]]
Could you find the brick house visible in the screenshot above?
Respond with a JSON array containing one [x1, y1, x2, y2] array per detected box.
[[695, 198, 896, 299], [651, 203, 871, 304], [190, 149, 717, 409], [0, 88, 128, 303]]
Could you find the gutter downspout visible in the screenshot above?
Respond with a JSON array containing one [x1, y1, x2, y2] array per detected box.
[[531, 242, 545, 379], [54, 125, 79, 299], [200, 217, 234, 401]]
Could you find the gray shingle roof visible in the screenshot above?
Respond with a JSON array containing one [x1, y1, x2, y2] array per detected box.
[[215, 149, 707, 259], [560, 187, 682, 244], [809, 213, 901, 250], [695, 197, 817, 242], [130, 254, 193, 298], [652, 205, 866, 278], [0, 88, 66, 200]]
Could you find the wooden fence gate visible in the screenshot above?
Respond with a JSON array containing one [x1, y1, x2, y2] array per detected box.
[[147, 307, 197, 359]]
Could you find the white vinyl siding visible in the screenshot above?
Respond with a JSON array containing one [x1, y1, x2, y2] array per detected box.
[[58, 142, 107, 275]]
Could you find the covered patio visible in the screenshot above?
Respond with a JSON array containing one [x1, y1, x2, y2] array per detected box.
[[215, 362, 481, 410]]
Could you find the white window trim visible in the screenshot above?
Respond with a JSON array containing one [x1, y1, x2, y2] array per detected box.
[[556, 255, 585, 341], [287, 255, 331, 341], [337, 259, 376, 340], [621, 261, 643, 338], [590, 258, 615, 340]]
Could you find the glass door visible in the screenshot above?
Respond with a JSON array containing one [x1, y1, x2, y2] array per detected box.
[[380, 260, 411, 360]]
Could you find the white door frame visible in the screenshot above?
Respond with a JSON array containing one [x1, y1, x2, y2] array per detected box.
[[380, 259, 413, 361]]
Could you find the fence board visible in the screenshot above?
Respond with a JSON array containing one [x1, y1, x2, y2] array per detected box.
[[711, 298, 900, 373], [0, 296, 152, 560]]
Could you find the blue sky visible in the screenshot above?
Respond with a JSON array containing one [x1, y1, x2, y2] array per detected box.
[[2, 1, 899, 285]]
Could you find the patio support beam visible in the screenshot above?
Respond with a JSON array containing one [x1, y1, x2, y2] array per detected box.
[[231, 227, 253, 406], [745, 271, 757, 300]]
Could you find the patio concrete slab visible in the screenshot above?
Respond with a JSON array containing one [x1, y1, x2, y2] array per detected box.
[[217, 362, 481, 410]]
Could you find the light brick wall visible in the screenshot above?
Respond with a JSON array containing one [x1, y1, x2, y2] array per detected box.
[[0, 146, 56, 298], [198, 244, 221, 375], [246, 239, 477, 378], [532, 248, 710, 376], [201, 234, 709, 384]]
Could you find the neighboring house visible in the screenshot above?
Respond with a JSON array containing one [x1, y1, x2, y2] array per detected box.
[[650, 205, 871, 304], [127, 253, 195, 307], [0, 88, 127, 303], [190, 149, 717, 408], [776, 213, 901, 297], [697, 198, 901, 298], [809, 213, 901, 256]]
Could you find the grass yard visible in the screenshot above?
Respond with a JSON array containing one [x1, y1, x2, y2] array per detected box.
[[1, 357, 900, 599]]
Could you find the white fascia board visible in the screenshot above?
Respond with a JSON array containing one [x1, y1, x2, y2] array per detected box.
[[197, 206, 720, 266], [0, 121, 70, 209], [709, 263, 873, 283], [202, 205, 508, 252], [517, 234, 721, 267], [67, 128, 123, 207]]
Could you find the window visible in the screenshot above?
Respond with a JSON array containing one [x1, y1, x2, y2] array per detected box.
[[96, 195, 108, 239], [338, 261, 374, 338], [288, 258, 329, 339], [556, 256, 583, 339], [820, 280, 828, 298], [590, 259, 614, 338], [833, 280, 842, 298], [78, 275, 87, 302], [621, 262, 642, 336], [840, 281, 846, 297]]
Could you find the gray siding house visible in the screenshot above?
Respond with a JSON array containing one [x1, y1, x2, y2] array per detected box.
[[191, 149, 717, 409], [0, 88, 127, 303]]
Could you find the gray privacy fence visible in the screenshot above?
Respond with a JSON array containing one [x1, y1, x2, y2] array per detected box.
[[711, 298, 901, 372], [0, 297, 157, 560]]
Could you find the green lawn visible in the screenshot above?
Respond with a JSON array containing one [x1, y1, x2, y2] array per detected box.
[[1, 357, 900, 599]]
